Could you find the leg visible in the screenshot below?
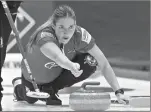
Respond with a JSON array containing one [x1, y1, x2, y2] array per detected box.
[[39, 83, 62, 105], [12, 75, 38, 104], [0, 1, 22, 110], [51, 53, 97, 91], [39, 53, 97, 105]]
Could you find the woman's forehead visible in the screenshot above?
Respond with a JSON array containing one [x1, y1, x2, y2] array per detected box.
[[56, 17, 75, 26]]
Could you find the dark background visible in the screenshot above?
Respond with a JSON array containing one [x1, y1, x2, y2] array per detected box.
[[8, 1, 150, 62]]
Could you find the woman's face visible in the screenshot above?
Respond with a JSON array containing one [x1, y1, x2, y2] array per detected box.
[[54, 17, 76, 44]]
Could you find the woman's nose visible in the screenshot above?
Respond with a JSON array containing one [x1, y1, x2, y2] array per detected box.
[[63, 30, 70, 35], [63, 28, 69, 33]]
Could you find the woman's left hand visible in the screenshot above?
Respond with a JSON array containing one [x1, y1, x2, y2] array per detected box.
[[116, 93, 129, 105]]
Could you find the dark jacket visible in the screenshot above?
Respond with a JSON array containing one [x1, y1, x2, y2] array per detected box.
[[0, 1, 23, 14]]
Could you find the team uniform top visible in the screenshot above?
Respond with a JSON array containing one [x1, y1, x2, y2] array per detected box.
[[21, 25, 95, 84]]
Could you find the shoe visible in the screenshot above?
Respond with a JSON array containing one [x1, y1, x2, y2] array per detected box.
[[12, 77, 38, 104], [46, 93, 62, 105], [41, 86, 62, 105], [12, 77, 23, 101]]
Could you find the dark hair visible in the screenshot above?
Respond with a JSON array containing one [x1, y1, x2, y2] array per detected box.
[[27, 4, 76, 52]]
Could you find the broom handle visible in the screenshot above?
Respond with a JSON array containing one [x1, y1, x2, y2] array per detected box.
[[1, 1, 39, 91]]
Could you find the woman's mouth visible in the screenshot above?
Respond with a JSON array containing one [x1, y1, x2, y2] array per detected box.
[[61, 36, 71, 44], [63, 37, 69, 40]]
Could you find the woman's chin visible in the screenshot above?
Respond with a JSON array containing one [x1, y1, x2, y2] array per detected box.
[[62, 39, 70, 44]]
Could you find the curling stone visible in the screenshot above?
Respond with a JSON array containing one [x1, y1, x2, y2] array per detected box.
[[69, 82, 111, 111]]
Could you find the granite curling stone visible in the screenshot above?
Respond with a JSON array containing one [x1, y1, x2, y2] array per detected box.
[[69, 82, 111, 111]]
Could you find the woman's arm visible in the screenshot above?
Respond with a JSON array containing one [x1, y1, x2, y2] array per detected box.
[[40, 42, 74, 70], [40, 42, 83, 77], [88, 44, 120, 92]]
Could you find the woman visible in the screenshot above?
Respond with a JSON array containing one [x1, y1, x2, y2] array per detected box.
[[12, 5, 128, 105]]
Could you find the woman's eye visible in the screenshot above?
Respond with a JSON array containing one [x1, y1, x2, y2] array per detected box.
[[69, 26, 74, 30]]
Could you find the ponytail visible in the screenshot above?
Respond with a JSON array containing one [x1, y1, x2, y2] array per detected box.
[[27, 17, 53, 53]]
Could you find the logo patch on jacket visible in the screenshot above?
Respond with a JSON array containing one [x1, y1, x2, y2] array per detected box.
[[81, 28, 92, 44], [44, 62, 59, 69], [41, 32, 54, 39]]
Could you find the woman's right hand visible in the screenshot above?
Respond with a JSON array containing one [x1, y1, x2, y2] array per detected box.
[[70, 63, 83, 77]]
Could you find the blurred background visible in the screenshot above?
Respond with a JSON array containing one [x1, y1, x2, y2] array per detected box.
[[4, 1, 149, 71], [1, 1, 150, 111]]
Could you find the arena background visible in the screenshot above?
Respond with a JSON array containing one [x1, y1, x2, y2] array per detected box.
[[4, 1, 150, 71], [1, 1, 150, 111]]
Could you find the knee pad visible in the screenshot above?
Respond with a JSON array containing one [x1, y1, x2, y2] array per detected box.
[[76, 53, 97, 72], [73, 53, 98, 80]]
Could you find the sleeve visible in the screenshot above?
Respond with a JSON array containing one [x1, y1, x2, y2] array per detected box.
[[76, 27, 95, 53], [35, 31, 56, 48]]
